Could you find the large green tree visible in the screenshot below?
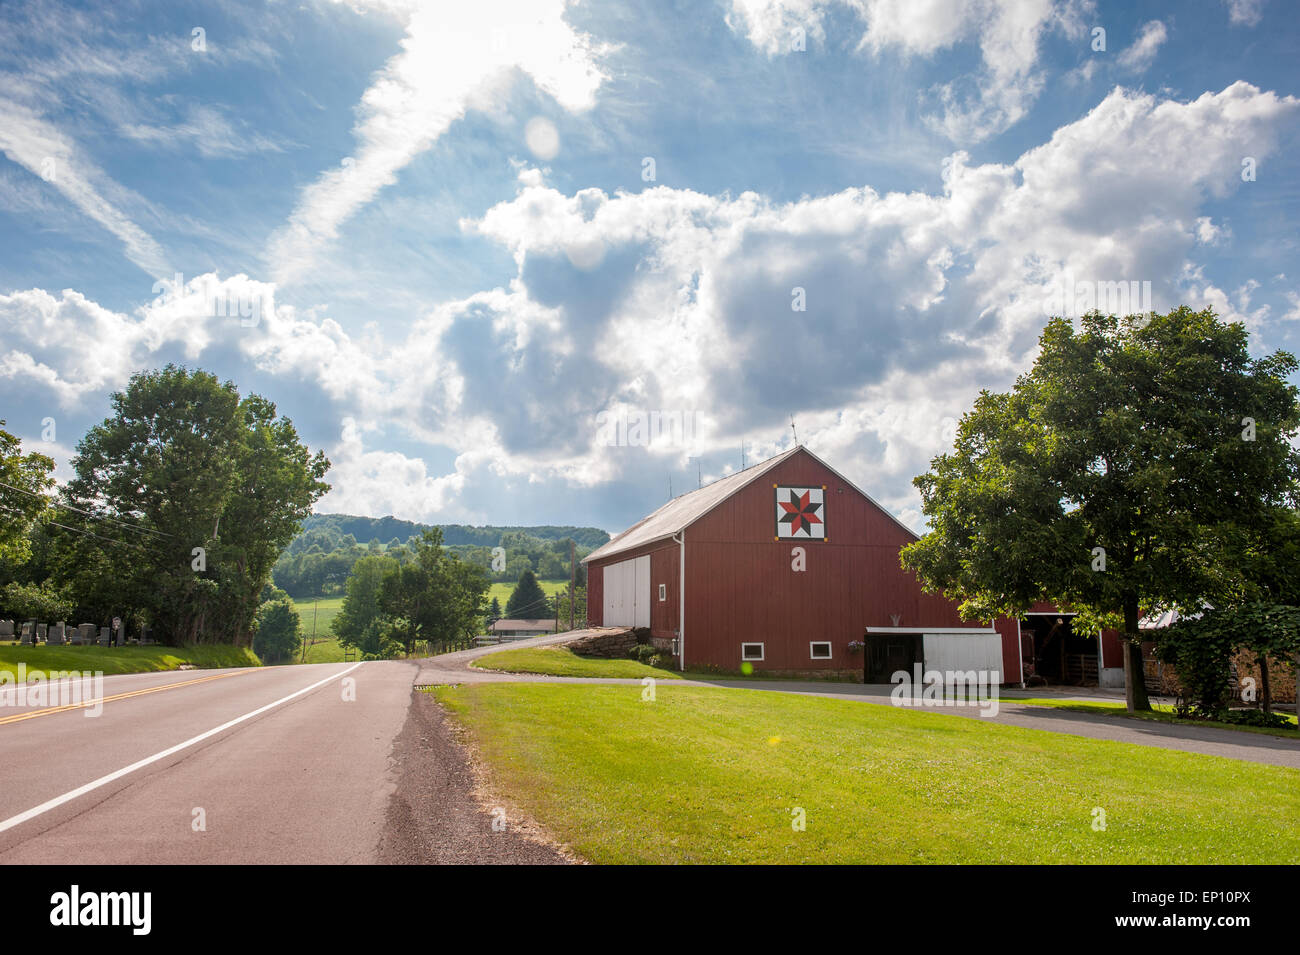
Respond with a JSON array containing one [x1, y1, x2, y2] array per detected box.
[[62, 366, 330, 645], [0, 421, 55, 564], [377, 529, 489, 654], [901, 307, 1300, 712], [332, 554, 399, 649]]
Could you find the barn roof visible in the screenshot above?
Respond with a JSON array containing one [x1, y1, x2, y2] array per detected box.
[[583, 445, 917, 564]]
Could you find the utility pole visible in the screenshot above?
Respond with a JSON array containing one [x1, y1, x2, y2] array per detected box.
[[568, 539, 575, 632]]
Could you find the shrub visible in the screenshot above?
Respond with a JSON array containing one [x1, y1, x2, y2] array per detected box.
[[1211, 708, 1294, 729]]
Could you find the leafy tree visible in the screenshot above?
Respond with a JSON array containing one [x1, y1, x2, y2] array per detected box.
[[2, 581, 73, 622], [505, 569, 549, 619], [0, 421, 55, 564], [333, 555, 399, 649], [378, 529, 489, 654], [64, 366, 329, 646], [902, 308, 1300, 712], [253, 597, 302, 664]]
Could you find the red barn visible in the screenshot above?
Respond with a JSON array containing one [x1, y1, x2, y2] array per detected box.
[[583, 445, 1120, 685]]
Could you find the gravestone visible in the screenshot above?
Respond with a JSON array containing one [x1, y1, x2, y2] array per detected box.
[[36, 623, 47, 643], [49, 622, 66, 645], [115, 626, 125, 647], [0, 619, 13, 638], [98, 627, 111, 646], [77, 623, 96, 645], [140, 625, 154, 646], [20, 622, 33, 646]]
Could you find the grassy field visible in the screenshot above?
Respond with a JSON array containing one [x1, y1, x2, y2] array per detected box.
[[433, 683, 1300, 864], [471, 646, 681, 680], [289, 596, 347, 664], [486, 579, 571, 612], [0, 643, 260, 680], [1005, 695, 1300, 736]]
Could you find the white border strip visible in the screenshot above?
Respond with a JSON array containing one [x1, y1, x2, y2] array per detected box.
[[0, 662, 363, 835]]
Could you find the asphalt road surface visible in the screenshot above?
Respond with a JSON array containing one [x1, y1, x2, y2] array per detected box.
[[0, 659, 566, 864]]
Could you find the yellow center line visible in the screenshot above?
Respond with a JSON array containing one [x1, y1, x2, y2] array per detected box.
[[0, 668, 256, 726]]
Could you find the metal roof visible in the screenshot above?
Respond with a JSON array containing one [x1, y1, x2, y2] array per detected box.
[[582, 447, 802, 564], [583, 445, 918, 564]]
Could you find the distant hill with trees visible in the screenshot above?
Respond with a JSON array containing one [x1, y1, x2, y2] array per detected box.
[[271, 515, 608, 598], [298, 514, 609, 550]]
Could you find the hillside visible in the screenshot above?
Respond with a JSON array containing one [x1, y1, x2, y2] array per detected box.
[[299, 514, 610, 550]]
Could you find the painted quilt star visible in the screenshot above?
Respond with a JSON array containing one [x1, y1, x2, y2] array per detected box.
[[776, 486, 825, 539]]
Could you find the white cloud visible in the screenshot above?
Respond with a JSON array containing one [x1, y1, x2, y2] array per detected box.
[[268, 0, 610, 284], [1116, 20, 1167, 73], [1224, 0, 1266, 27]]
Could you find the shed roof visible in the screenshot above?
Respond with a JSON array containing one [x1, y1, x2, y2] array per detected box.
[[583, 445, 916, 564], [490, 619, 558, 631]]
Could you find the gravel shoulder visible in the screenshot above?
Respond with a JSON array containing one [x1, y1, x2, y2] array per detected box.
[[378, 685, 571, 865]]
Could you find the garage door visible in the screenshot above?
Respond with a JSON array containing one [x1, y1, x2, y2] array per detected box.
[[921, 631, 1003, 676], [603, 555, 650, 628]]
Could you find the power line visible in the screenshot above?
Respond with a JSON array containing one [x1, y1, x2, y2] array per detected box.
[[0, 502, 152, 552], [0, 480, 175, 539]]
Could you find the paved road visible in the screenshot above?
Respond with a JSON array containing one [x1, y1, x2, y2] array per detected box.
[[0, 659, 564, 864]]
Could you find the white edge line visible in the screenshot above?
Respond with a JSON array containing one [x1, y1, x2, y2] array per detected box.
[[0, 661, 364, 835]]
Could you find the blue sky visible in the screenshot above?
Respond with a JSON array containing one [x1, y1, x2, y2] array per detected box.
[[1, 0, 1297, 535]]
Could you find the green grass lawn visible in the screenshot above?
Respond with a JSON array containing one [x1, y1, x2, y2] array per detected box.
[[1005, 695, 1300, 737], [0, 643, 260, 680], [471, 646, 680, 680], [433, 683, 1300, 864]]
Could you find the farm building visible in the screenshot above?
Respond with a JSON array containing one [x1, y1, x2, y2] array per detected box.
[[582, 445, 1126, 685]]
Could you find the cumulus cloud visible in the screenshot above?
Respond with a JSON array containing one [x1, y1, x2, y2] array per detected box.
[[267, 0, 610, 284], [4, 82, 1296, 530]]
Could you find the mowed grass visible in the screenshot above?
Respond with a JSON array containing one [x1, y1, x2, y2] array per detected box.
[[433, 683, 1300, 864], [0, 643, 260, 680], [471, 646, 681, 680]]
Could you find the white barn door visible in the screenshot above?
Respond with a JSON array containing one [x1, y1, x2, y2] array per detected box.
[[603, 555, 650, 627]]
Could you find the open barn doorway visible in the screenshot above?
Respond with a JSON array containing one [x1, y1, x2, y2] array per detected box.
[[1020, 613, 1098, 686], [865, 633, 922, 683]]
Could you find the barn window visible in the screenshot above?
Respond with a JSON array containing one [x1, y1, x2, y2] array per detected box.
[[658, 583, 667, 601], [741, 642, 765, 661], [809, 641, 832, 659]]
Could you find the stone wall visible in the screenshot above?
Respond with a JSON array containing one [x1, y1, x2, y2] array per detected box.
[[567, 627, 645, 658]]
